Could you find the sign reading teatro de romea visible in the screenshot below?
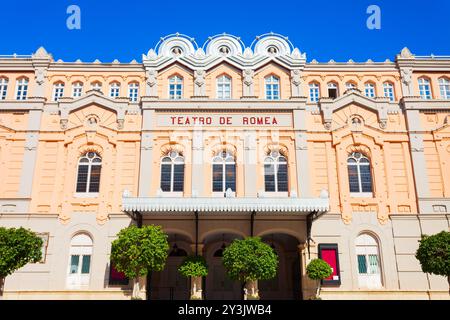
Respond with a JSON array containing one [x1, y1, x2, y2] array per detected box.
[[157, 113, 292, 127]]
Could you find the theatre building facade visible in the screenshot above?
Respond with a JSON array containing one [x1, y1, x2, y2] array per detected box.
[[0, 33, 449, 300]]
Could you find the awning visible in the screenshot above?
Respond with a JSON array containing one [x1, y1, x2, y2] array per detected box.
[[122, 195, 329, 214]]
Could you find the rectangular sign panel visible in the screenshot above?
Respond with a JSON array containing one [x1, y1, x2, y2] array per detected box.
[[156, 113, 292, 127]]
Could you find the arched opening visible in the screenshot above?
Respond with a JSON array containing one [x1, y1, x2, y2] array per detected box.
[[355, 233, 383, 289], [66, 233, 93, 289], [150, 233, 190, 300], [259, 233, 301, 300], [203, 232, 244, 300]]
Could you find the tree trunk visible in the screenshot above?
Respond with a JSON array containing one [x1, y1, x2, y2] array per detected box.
[[316, 280, 321, 298], [190, 276, 203, 300], [132, 277, 141, 299], [244, 280, 260, 300], [0, 277, 4, 300], [448, 275, 450, 295]]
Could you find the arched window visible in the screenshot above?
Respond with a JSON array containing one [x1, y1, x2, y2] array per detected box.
[[217, 75, 231, 99], [109, 82, 120, 97], [52, 82, 65, 101], [355, 233, 382, 289], [264, 150, 288, 193], [364, 82, 376, 98], [15, 78, 28, 100], [347, 152, 373, 196], [128, 82, 139, 102], [418, 78, 432, 99], [438, 78, 450, 99], [72, 82, 83, 98], [383, 82, 395, 101], [265, 75, 280, 100], [309, 82, 320, 102], [67, 233, 93, 288], [345, 82, 357, 91], [0, 77, 8, 100], [76, 152, 102, 193], [212, 150, 236, 193], [160, 151, 185, 192], [327, 82, 339, 99], [169, 75, 183, 100], [91, 81, 102, 93]]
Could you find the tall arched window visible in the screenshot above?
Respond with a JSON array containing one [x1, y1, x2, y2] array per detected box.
[[217, 75, 231, 99], [52, 82, 65, 101], [364, 82, 376, 98], [212, 150, 236, 193], [0, 77, 8, 100], [169, 75, 183, 100], [160, 151, 185, 193], [264, 150, 288, 193], [383, 82, 395, 101], [347, 152, 373, 196], [355, 233, 382, 289], [67, 233, 93, 288], [418, 78, 432, 99], [309, 82, 320, 102], [76, 152, 102, 193], [72, 82, 83, 98], [439, 78, 450, 99], [109, 82, 120, 97], [15, 78, 28, 100], [265, 75, 280, 100], [128, 82, 139, 102]]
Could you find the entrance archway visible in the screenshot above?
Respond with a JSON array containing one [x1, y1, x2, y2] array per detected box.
[[258, 233, 301, 300], [150, 233, 190, 300], [203, 232, 243, 300]]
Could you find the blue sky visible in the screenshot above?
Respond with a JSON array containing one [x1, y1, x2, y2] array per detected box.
[[1, 0, 449, 62]]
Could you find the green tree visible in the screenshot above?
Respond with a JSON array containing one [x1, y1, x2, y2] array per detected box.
[[222, 237, 278, 299], [415, 231, 450, 293], [306, 258, 332, 299], [0, 227, 43, 298], [178, 255, 208, 300], [110, 225, 169, 299]]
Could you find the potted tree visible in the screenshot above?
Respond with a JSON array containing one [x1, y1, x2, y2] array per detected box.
[[178, 255, 208, 300], [0, 227, 43, 299], [222, 237, 278, 300], [306, 258, 332, 300], [415, 231, 450, 294], [111, 225, 169, 300]]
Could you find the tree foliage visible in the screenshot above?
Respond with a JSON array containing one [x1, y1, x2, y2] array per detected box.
[[178, 255, 208, 278], [415, 231, 450, 278], [306, 258, 332, 281], [222, 237, 278, 282], [0, 227, 43, 278], [110, 225, 169, 279]]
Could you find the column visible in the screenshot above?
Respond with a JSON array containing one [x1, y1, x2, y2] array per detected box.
[[138, 110, 154, 196], [191, 129, 204, 196], [293, 108, 312, 197], [244, 130, 257, 196]]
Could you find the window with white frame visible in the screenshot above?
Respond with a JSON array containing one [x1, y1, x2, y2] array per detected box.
[[212, 150, 236, 193], [383, 82, 394, 101], [439, 78, 450, 99], [52, 82, 65, 101], [160, 151, 184, 192], [265, 75, 280, 100], [91, 82, 102, 93], [0, 78, 8, 100], [128, 82, 139, 102], [109, 82, 120, 98], [364, 83, 376, 98], [169, 75, 183, 99], [327, 82, 338, 99], [264, 150, 288, 193], [76, 152, 102, 193], [356, 233, 382, 289], [67, 233, 93, 288], [347, 152, 373, 196], [72, 82, 83, 98], [15, 78, 28, 100], [346, 82, 357, 91], [309, 83, 320, 102], [418, 78, 432, 99], [217, 75, 231, 99]]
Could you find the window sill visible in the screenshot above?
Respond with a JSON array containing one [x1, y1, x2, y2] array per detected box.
[[350, 193, 373, 198], [212, 192, 236, 198], [159, 192, 184, 197], [73, 192, 99, 198], [258, 192, 289, 198]]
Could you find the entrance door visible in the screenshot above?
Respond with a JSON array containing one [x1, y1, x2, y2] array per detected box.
[[206, 248, 241, 300], [151, 256, 189, 300]]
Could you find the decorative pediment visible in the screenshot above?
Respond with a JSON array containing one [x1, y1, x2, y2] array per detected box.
[[58, 90, 129, 130]]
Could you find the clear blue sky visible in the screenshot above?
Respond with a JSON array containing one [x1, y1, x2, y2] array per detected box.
[[1, 0, 449, 62]]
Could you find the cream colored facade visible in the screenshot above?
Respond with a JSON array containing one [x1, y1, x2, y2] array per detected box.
[[0, 33, 449, 300]]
